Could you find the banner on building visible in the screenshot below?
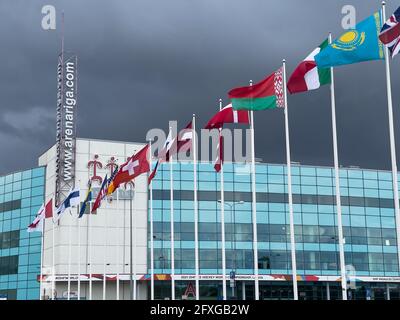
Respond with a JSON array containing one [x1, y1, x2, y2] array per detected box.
[[55, 53, 78, 205]]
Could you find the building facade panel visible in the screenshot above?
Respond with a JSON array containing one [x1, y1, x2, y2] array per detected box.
[[0, 167, 45, 300]]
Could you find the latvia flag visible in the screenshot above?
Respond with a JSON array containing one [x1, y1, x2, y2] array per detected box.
[[287, 39, 331, 94], [205, 104, 249, 130]]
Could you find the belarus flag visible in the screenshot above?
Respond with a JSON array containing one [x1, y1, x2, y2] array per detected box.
[[287, 39, 331, 94]]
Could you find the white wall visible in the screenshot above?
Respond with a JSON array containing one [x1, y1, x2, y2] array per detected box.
[[39, 138, 149, 300]]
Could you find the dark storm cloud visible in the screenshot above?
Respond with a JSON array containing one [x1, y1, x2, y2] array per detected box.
[[1, 0, 399, 175]]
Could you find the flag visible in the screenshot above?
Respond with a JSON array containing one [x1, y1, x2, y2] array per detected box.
[[379, 6, 400, 58], [176, 121, 193, 154], [228, 68, 285, 111], [91, 174, 108, 213], [205, 104, 250, 130], [111, 144, 150, 191], [214, 130, 224, 173], [315, 12, 384, 68], [148, 160, 159, 185], [287, 39, 331, 94], [55, 187, 80, 219], [158, 128, 175, 162], [27, 199, 53, 232], [164, 121, 193, 159], [106, 164, 120, 196], [79, 181, 92, 218]]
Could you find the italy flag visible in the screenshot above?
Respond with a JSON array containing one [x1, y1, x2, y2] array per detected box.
[[287, 39, 331, 94]]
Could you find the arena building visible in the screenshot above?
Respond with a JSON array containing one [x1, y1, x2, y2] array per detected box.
[[1, 137, 400, 300]]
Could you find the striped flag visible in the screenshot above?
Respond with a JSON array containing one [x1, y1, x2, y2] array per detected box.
[[287, 39, 331, 94]]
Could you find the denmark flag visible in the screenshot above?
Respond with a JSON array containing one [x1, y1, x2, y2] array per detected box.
[[205, 104, 249, 130]]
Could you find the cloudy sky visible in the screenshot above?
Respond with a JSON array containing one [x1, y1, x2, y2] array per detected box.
[[1, 0, 400, 175]]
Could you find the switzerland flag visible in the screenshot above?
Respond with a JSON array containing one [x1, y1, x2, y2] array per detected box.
[[112, 144, 150, 189]]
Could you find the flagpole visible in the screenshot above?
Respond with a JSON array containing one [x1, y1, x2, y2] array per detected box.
[[77, 205, 81, 300], [192, 114, 200, 300], [219, 99, 227, 301], [149, 140, 155, 300], [39, 214, 45, 300], [382, 1, 400, 275], [67, 209, 72, 300], [103, 205, 107, 300], [169, 127, 176, 300], [89, 202, 93, 300], [52, 214, 56, 299], [249, 80, 260, 301], [129, 182, 134, 300], [133, 185, 137, 300], [328, 33, 347, 300], [282, 59, 298, 300], [116, 187, 120, 300]]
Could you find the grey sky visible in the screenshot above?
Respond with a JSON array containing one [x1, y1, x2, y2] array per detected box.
[[1, 0, 400, 175]]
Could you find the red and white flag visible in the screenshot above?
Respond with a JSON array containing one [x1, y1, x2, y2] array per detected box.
[[150, 121, 194, 183], [158, 128, 175, 162], [27, 199, 53, 233], [214, 130, 224, 173], [176, 121, 193, 154], [112, 144, 150, 189], [205, 104, 249, 130], [164, 121, 193, 159]]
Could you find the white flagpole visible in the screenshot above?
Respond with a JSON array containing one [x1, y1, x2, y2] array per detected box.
[[249, 80, 260, 300], [77, 206, 81, 300], [219, 99, 227, 301], [89, 202, 93, 300], [116, 188, 120, 300], [39, 215, 45, 300], [52, 214, 56, 300], [382, 1, 400, 275], [328, 33, 347, 300], [193, 114, 200, 300], [149, 141, 155, 300], [169, 127, 176, 300], [67, 209, 72, 300], [133, 186, 137, 300], [282, 60, 298, 300], [103, 205, 107, 300]]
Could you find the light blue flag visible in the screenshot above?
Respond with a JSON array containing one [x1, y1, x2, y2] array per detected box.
[[315, 11, 385, 68]]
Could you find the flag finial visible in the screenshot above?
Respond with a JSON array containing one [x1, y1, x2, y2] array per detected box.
[[382, 1, 386, 6]]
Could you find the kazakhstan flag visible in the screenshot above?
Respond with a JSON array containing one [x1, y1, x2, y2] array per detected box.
[[315, 11, 385, 68]]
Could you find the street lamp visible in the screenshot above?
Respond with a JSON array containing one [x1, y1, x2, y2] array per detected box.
[[217, 200, 244, 299]]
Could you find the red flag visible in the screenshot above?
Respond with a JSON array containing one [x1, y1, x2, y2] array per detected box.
[[214, 130, 224, 172], [205, 104, 249, 130], [148, 160, 159, 185], [45, 198, 53, 218], [112, 144, 150, 189], [91, 174, 108, 212], [162, 121, 193, 160], [27, 199, 53, 232]]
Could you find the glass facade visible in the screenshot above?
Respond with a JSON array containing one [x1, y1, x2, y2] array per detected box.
[[149, 162, 400, 300], [0, 167, 45, 300]]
